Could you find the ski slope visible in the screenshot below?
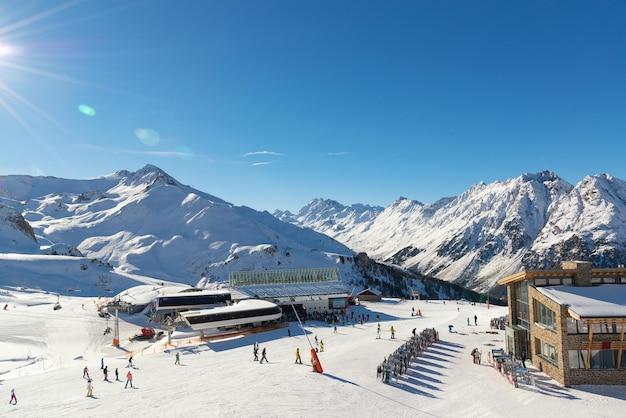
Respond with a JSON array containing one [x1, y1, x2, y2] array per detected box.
[[2, 294, 625, 417]]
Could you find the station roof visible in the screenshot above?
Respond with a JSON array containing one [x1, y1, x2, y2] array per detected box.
[[496, 267, 626, 286], [537, 284, 626, 319], [231, 280, 350, 300]]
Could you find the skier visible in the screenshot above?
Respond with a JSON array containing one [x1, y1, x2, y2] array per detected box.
[[471, 348, 478, 364], [83, 366, 90, 379], [320, 340, 325, 352], [253, 343, 259, 361], [418, 309, 422, 317], [127, 355, 134, 368], [314, 335, 318, 346], [412, 328, 416, 336], [448, 324, 454, 333], [287, 328, 291, 337], [3, 303, 8, 310], [175, 352, 181, 365], [115, 368, 119, 381], [467, 317, 470, 326], [333, 325, 337, 333], [9, 389, 17, 405], [376, 323, 381, 339], [125, 371, 133, 388], [100, 357, 104, 370], [474, 315, 478, 326], [411, 307, 415, 316], [295, 347, 302, 364], [86, 379, 93, 397], [260, 347, 268, 364], [390, 325, 396, 339], [103, 365, 108, 381]]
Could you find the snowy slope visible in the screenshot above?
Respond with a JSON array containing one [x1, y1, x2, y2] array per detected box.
[[3, 292, 625, 418], [0, 165, 472, 299], [280, 171, 626, 291]]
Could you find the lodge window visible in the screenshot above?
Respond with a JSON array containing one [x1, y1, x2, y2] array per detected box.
[[536, 338, 558, 365], [534, 301, 557, 331], [513, 281, 530, 329], [567, 318, 623, 334], [568, 350, 624, 369]]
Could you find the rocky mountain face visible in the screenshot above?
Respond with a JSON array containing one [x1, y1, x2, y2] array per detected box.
[[279, 171, 626, 292], [0, 204, 38, 253], [0, 165, 476, 299]]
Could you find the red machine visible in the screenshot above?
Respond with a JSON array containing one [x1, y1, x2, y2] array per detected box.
[[130, 327, 156, 341]]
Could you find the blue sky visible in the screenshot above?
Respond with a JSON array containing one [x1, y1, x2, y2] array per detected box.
[[0, 0, 625, 211]]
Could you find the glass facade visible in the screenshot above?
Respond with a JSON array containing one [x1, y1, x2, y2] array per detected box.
[[513, 281, 530, 330], [569, 350, 626, 369], [567, 317, 623, 334]]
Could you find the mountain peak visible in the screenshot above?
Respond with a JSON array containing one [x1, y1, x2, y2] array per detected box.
[[520, 170, 561, 183], [122, 164, 180, 188]]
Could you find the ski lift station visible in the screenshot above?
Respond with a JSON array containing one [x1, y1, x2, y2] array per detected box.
[[228, 268, 351, 313]]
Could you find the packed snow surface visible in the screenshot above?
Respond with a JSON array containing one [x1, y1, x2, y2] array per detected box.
[[2, 293, 624, 417], [537, 285, 626, 318]]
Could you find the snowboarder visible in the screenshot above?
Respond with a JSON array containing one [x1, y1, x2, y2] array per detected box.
[[86, 380, 93, 397], [127, 355, 134, 368], [474, 314, 478, 326], [9, 389, 17, 405], [100, 357, 104, 369], [253, 343, 259, 361], [175, 352, 181, 365], [412, 328, 416, 336], [125, 371, 133, 388], [103, 365, 108, 381], [376, 323, 381, 339], [115, 368, 119, 381], [448, 324, 454, 333], [83, 366, 90, 379], [295, 348, 302, 364], [260, 347, 268, 364], [320, 340, 325, 352]]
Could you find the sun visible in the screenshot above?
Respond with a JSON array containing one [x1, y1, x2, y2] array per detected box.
[[0, 43, 14, 57]]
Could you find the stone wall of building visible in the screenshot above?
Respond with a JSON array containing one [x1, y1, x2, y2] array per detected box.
[[569, 369, 626, 385], [528, 285, 569, 385]]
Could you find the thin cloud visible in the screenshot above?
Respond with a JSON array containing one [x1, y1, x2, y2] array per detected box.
[[76, 143, 210, 160], [242, 150, 285, 157], [327, 151, 351, 156], [251, 161, 272, 166]]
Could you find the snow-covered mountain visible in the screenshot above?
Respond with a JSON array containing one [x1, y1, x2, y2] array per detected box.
[[279, 171, 626, 292], [274, 198, 384, 243], [0, 165, 478, 299]]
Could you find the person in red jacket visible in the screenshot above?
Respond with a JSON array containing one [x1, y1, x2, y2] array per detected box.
[[125, 371, 133, 388]]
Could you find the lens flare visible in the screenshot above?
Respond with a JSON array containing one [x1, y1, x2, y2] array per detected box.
[[0, 43, 14, 57], [134, 128, 160, 146], [77, 104, 95, 116]]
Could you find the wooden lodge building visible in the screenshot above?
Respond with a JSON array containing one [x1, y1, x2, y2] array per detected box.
[[497, 261, 626, 386]]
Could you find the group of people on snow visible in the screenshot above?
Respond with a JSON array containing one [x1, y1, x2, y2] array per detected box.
[[82, 355, 136, 398], [377, 327, 439, 384]]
